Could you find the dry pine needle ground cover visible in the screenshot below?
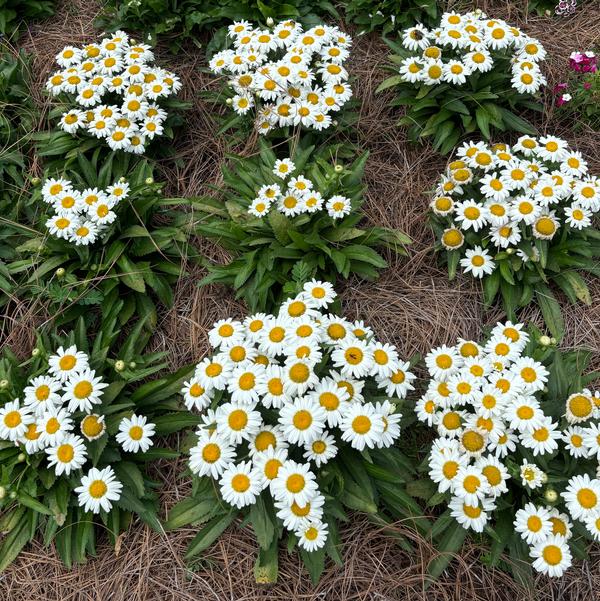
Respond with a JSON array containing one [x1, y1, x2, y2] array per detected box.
[[2, 0, 600, 599]]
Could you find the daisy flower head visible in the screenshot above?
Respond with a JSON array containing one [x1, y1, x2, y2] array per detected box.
[[514, 502, 552, 545], [48, 345, 89, 382], [63, 368, 108, 413], [0, 400, 34, 442], [339, 402, 385, 451], [116, 414, 155, 453], [190, 431, 236, 479], [45, 433, 87, 475], [75, 466, 123, 514]]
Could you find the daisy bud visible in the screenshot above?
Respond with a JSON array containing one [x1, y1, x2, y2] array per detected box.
[[31, 177, 41, 186], [0, 486, 5, 500], [145, 177, 154, 185], [17, 453, 25, 462], [31, 348, 40, 357], [544, 488, 558, 503], [506, 248, 514, 254], [334, 164, 343, 173], [55, 267, 66, 278], [0, 379, 8, 389], [333, 120, 338, 126], [9, 491, 17, 499], [115, 360, 126, 372], [266, 17, 274, 26], [540, 472, 549, 484], [226, 98, 233, 105], [91, 264, 98, 271], [550, 337, 557, 345], [119, 177, 126, 183], [129, 361, 137, 369], [539, 335, 552, 347]]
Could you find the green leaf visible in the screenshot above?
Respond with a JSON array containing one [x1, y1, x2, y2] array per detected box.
[[163, 495, 218, 530], [249, 493, 276, 550], [185, 511, 237, 559], [535, 284, 564, 342], [116, 256, 146, 293], [427, 518, 467, 582]]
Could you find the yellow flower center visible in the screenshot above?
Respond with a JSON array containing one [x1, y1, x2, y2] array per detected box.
[[352, 415, 371, 434], [57, 444, 74, 463], [89, 480, 108, 498], [228, 410, 248, 431], [74, 381, 93, 399], [129, 425, 144, 440], [202, 443, 221, 463], [231, 474, 250, 492], [293, 410, 313, 430]]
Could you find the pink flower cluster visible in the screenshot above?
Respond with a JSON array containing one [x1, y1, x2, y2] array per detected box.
[[569, 51, 597, 73], [555, 0, 577, 16], [554, 51, 597, 106]]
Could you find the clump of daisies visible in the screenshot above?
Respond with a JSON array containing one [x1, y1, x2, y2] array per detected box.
[[382, 10, 546, 152], [430, 136, 600, 329], [417, 323, 600, 577], [46, 31, 181, 153], [0, 343, 155, 515], [209, 20, 353, 135], [248, 156, 350, 219], [41, 176, 129, 245], [182, 281, 415, 553]]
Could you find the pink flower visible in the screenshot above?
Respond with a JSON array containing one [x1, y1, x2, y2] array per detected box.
[[554, 82, 568, 94], [583, 82, 592, 90]]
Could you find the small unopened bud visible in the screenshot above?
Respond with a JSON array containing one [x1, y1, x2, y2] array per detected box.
[[0, 379, 8, 389], [550, 337, 557, 345], [540, 472, 548, 484], [332, 120, 338, 126], [17, 453, 25, 462], [544, 488, 558, 503], [0, 486, 5, 499], [55, 267, 66, 278], [145, 177, 154, 185], [9, 491, 17, 499], [334, 164, 343, 173], [129, 361, 137, 369], [115, 360, 126, 372], [226, 98, 233, 105], [31, 348, 40, 357], [119, 176, 127, 183], [90, 264, 98, 271], [266, 17, 274, 26], [31, 177, 41, 186], [506, 248, 514, 255], [539, 335, 551, 347]]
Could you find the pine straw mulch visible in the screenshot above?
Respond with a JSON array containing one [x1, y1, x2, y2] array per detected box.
[[2, 0, 600, 599]]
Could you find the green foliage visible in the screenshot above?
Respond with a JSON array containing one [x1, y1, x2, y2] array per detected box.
[[343, 0, 438, 35], [0, 156, 193, 330], [379, 38, 542, 154], [191, 139, 409, 312], [96, 0, 339, 50], [0, 314, 198, 571], [0, 45, 37, 218], [0, 0, 55, 37]]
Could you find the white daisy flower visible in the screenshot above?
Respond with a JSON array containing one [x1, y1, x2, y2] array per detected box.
[[75, 466, 123, 514]]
